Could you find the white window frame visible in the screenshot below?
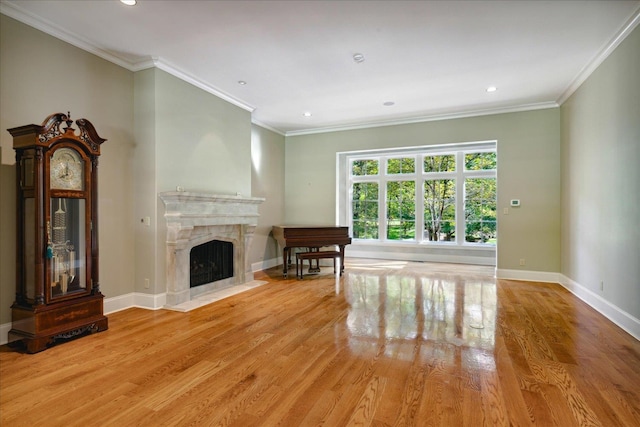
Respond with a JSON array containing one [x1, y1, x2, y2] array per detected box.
[[340, 141, 497, 252]]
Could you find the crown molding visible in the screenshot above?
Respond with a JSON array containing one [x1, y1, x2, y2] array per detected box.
[[4, 0, 636, 137], [251, 119, 285, 136], [0, 1, 255, 113], [135, 57, 255, 113], [285, 102, 559, 137], [0, 1, 557, 138], [556, 5, 640, 105], [1, 1, 133, 70]]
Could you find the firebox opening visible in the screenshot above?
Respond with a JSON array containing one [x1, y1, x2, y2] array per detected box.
[[190, 240, 234, 288]]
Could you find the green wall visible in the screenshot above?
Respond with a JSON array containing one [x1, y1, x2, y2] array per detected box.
[[561, 25, 640, 320], [144, 68, 253, 295], [132, 68, 159, 295], [154, 69, 252, 196], [285, 108, 562, 273], [0, 15, 275, 329], [250, 125, 286, 268], [2, 10, 637, 338], [1, 15, 136, 325]]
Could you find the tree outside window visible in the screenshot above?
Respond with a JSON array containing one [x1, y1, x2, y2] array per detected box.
[[352, 158, 380, 239], [352, 182, 379, 239], [464, 152, 497, 244], [465, 178, 496, 243], [387, 180, 415, 240], [424, 179, 456, 241], [352, 159, 379, 176], [423, 154, 456, 242]]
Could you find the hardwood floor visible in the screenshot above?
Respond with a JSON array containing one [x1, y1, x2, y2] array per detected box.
[[1, 259, 639, 426]]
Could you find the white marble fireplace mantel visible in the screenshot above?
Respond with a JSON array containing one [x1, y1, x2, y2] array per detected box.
[[159, 191, 265, 307]]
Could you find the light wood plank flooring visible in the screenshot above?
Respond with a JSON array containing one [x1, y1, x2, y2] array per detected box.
[[1, 259, 639, 426]]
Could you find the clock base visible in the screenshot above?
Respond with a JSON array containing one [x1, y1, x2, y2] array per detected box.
[[8, 294, 108, 354]]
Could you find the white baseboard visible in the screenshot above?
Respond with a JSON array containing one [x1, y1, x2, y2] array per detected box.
[[558, 274, 640, 341], [251, 256, 281, 273], [348, 250, 495, 266], [104, 292, 167, 314], [0, 322, 11, 346], [496, 268, 561, 283], [496, 269, 639, 341]]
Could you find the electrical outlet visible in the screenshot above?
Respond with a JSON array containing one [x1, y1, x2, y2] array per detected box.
[[503, 207, 509, 215], [519, 258, 525, 266], [600, 280, 604, 291], [144, 278, 150, 289]]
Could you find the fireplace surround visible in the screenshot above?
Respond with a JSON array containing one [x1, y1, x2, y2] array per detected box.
[[159, 191, 264, 307]]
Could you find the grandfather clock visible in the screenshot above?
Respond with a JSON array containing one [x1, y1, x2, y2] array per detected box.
[[8, 112, 108, 353]]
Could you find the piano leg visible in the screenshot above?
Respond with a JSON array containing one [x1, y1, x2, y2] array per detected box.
[[282, 248, 291, 278]]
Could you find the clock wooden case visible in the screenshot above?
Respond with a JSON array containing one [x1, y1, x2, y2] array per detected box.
[[8, 112, 108, 353]]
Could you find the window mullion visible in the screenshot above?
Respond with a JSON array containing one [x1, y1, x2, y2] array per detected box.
[[380, 159, 388, 241], [347, 175, 354, 237], [416, 156, 425, 243], [455, 152, 465, 245]]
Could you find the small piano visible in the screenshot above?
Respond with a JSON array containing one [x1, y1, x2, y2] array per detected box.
[[272, 225, 352, 277]]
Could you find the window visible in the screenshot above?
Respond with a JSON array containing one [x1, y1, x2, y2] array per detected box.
[[346, 142, 496, 247], [352, 182, 379, 239]]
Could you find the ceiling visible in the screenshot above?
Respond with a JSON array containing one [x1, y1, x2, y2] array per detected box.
[[2, 0, 639, 135]]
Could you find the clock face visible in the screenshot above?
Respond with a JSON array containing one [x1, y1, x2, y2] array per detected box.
[[50, 147, 84, 191]]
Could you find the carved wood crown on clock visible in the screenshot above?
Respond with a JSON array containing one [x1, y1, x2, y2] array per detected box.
[[10, 111, 106, 153]]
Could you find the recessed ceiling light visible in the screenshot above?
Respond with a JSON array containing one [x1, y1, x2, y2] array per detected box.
[[303, 112, 312, 117], [486, 86, 497, 93], [238, 80, 247, 85], [120, 0, 136, 5], [353, 53, 365, 63], [383, 101, 395, 106]]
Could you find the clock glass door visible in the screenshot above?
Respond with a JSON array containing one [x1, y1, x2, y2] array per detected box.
[[49, 197, 87, 298]]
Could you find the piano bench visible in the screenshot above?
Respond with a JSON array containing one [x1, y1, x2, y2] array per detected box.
[[296, 250, 341, 279]]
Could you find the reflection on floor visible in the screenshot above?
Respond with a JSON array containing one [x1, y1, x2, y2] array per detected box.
[[341, 258, 497, 370]]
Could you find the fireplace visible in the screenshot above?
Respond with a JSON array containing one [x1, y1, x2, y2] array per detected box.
[[190, 240, 233, 288], [159, 192, 265, 307]]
